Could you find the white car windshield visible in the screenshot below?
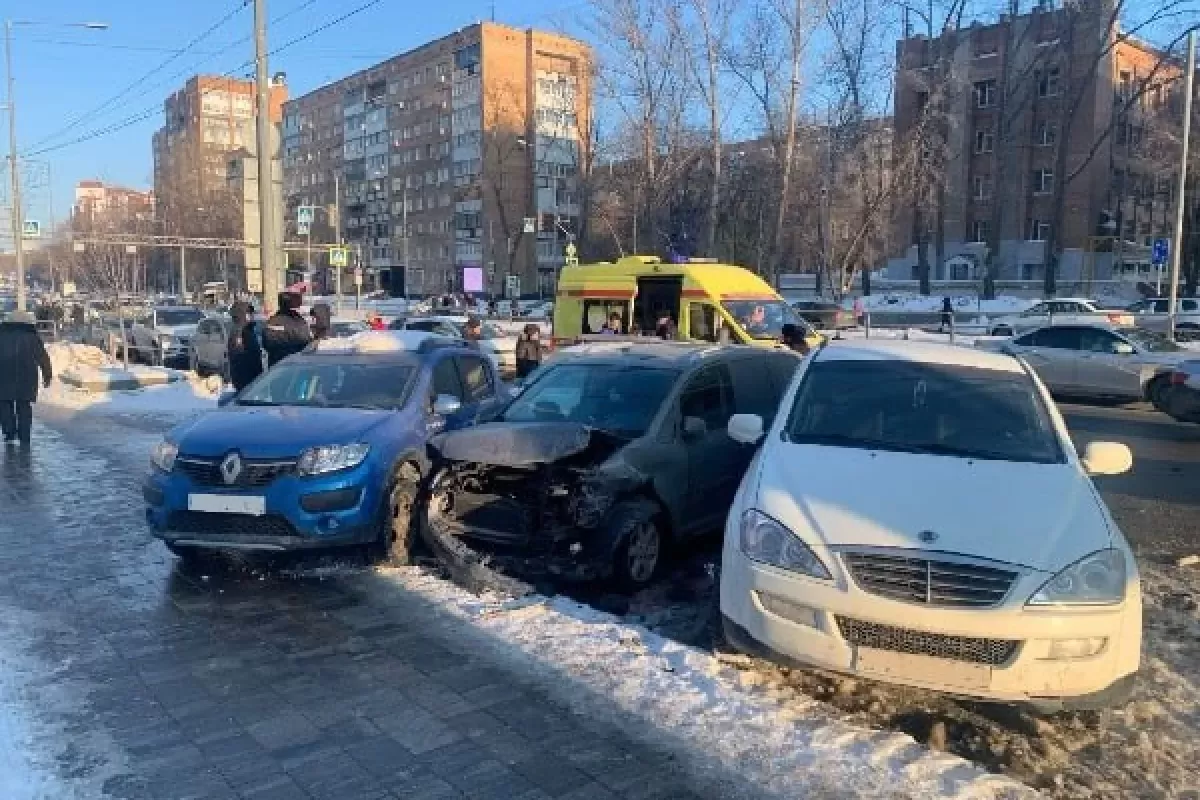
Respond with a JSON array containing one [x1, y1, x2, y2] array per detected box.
[[784, 360, 1064, 464]]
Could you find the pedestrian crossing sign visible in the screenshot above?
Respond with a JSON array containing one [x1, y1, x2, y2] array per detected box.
[[329, 247, 349, 267]]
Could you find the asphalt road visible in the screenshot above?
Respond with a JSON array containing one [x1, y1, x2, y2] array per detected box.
[[1060, 401, 1200, 562]]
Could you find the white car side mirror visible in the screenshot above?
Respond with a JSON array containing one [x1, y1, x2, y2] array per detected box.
[[728, 413, 765, 445], [1113, 342, 1135, 355], [1081, 441, 1133, 476]]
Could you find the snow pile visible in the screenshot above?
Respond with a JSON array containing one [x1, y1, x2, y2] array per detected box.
[[44, 342, 110, 377], [376, 566, 1032, 799], [41, 372, 219, 419]]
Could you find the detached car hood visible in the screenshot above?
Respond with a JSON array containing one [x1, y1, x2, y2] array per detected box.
[[172, 406, 392, 459], [431, 420, 623, 467], [756, 445, 1113, 573]]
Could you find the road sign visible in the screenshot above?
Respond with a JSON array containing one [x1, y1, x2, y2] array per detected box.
[[21, 220, 40, 239], [505, 274, 520, 298], [564, 241, 579, 267], [297, 221, 311, 236], [297, 207, 314, 226], [329, 246, 349, 267], [523, 217, 536, 234], [353, 267, 364, 286], [1152, 237, 1169, 266]]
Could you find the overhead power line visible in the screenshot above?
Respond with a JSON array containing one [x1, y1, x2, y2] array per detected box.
[[23, 0, 388, 159], [29, 1, 251, 151]]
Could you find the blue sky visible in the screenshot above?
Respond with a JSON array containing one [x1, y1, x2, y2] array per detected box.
[[9, 0, 586, 224]]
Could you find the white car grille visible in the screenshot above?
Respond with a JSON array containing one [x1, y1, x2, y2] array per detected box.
[[836, 616, 1019, 666], [842, 551, 1018, 608]]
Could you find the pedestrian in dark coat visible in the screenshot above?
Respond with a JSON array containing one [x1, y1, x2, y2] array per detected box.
[[262, 292, 312, 367], [309, 303, 333, 340], [939, 296, 954, 333], [515, 324, 543, 379], [780, 323, 812, 356], [226, 302, 263, 391], [0, 311, 53, 446]]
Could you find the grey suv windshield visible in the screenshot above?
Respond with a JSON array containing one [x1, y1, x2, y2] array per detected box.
[[784, 360, 1063, 464], [156, 309, 205, 326], [503, 364, 677, 437], [239, 362, 415, 409]]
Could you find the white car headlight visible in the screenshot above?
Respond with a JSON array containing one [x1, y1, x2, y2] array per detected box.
[[151, 440, 178, 473], [297, 443, 371, 476], [740, 510, 831, 580], [1027, 549, 1127, 606]]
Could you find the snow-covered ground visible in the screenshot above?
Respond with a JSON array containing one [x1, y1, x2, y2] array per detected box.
[[375, 566, 1034, 799]]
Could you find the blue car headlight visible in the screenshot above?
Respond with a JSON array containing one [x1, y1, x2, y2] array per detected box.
[[297, 443, 371, 476], [150, 440, 178, 473]]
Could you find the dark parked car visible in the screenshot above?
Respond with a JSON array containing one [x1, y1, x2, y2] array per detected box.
[[791, 300, 855, 330], [418, 342, 802, 588]]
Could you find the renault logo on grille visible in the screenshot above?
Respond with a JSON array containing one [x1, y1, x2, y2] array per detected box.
[[918, 530, 939, 544], [220, 452, 243, 485]]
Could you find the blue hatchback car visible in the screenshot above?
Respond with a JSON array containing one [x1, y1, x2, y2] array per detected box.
[[144, 331, 505, 564]]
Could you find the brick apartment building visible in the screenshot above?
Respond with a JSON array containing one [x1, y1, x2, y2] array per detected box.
[[281, 22, 591, 297], [72, 181, 155, 225], [152, 75, 288, 242], [888, 3, 1184, 286]]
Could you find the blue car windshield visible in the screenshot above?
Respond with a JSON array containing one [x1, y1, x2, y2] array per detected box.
[[239, 362, 415, 410], [502, 364, 677, 437]]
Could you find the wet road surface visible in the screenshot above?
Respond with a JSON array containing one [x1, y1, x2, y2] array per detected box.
[[0, 412, 716, 800]]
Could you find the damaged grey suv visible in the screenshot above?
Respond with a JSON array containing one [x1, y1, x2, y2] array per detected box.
[[420, 341, 802, 589]]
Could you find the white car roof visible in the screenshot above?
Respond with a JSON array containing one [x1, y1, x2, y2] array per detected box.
[[817, 339, 1026, 373]]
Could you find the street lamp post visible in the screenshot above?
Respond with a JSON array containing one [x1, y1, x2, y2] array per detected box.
[[4, 19, 107, 311]]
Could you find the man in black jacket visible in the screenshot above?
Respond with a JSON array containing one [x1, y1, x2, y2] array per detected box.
[[261, 292, 312, 367], [0, 312, 54, 446], [226, 301, 263, 391]]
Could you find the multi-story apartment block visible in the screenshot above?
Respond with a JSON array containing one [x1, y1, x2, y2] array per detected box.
[[888, 4, 1184, 285], [72, 181, 155, 225], [152, 75, 288, 241], [282, 22, 591, 297]]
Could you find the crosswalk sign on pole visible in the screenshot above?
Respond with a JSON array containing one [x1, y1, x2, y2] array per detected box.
[[1152, 238, 1169, 266], [329, 247, 349, 267]]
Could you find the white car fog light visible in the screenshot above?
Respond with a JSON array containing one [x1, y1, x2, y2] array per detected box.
[[756, 592, 820, 628], [1045, 637, 1107, 660]]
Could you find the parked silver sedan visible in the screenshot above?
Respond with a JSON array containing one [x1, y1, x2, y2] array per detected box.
[[983, 324, 1189, 405]]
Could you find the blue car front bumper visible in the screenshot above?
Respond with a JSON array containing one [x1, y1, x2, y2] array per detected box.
[[144, 460, 384, 552]]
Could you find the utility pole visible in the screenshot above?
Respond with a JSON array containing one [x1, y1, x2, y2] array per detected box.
[[1169, 30, 1196, 342], [6, 20, 25, 312], [253, 0, 280, 313], [333, 171, 342, 314], [179, 244, 186, 300], [401, 187, 409, 300]]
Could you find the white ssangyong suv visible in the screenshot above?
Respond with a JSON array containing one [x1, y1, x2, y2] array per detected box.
[[720, 339, 1141, 711]]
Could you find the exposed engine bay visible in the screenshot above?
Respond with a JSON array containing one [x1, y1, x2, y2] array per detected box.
[[419, 421, 644, 593]]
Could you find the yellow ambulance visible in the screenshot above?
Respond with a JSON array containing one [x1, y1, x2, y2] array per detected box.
[[551, 255, 822, 349]]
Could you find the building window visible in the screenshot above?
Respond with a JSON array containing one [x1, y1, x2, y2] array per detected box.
[[1033, 168, 1054, 195], [1037, 66, 1060, 97], [1025, 219, 1051, 241], [974, 80, 997, 108], [971, 220, 989, 242], [1020, 263, 1039, 280], [1035, 121, 1057, 146], [974, 129, 994, 153], [972, 175, 993, 201]]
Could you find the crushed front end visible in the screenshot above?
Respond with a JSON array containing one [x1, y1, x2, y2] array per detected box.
[[421, 421, 638, 589]]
